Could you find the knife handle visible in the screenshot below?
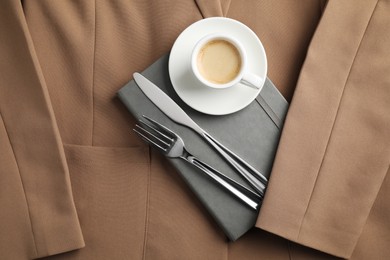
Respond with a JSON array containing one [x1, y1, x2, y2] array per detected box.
[[185, 156, 259, 210], [201, 131, 268, 197]]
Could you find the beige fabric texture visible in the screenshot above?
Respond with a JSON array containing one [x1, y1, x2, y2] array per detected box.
[[0, 0, 388, 259]]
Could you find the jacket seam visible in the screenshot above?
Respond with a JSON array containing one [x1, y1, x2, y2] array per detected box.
[[91, 0, 97, 146], [194, 0, 232, 17], [287, 240, 293, 260], [194, 0, 205, 18], [226, 235, 229, 260], [142, 148, 152, 260], [223, 0, 232, 17], [297, 0, 379, 240], [0, 113, 39, 257]]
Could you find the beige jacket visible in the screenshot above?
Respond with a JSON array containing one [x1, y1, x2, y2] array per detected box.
[[0, 0, 389, 259]]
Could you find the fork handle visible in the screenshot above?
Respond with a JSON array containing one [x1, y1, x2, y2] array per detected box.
[[201, 132, 267, 197], [191, 157, 262, 201], [185, 155, 259, 211]]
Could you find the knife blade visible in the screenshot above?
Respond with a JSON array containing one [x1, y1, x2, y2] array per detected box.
[[133, 72, 268, 196], [133, 73, 203, 135]]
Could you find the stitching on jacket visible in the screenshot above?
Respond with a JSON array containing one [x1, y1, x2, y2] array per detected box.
[[91, 0, 97, 146], [142, 148, 152, 260], [0, 113, 39, 257], [296, 0, 380, 240]]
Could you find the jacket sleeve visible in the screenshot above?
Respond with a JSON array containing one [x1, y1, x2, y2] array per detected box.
[[0, 1, 84, 258], [256, 0, 390, 258]]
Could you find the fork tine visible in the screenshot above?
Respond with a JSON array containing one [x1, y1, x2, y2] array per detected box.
[[133, 125, 168, 152], [138, 119, 173, 143], [142, 115, 176, 138], [136, 122, 172, 147]]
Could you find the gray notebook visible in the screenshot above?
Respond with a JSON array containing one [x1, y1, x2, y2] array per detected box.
[[117, 54, 288, 241]]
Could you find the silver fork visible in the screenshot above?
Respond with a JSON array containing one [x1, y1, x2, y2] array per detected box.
[[133, 115, 261, 211]]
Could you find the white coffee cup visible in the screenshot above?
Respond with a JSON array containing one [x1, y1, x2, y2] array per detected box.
[[191, 33, 265, 90]]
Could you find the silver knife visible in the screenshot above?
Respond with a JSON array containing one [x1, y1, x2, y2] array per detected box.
[[133, 72, 268, 197]]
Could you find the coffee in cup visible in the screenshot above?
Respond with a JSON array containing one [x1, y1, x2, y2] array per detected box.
[[191, 33, 265, 90], [197, 39, 242, 85]]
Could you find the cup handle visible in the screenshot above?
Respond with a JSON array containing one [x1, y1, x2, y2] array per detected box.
[[241, 73, 265, 90]]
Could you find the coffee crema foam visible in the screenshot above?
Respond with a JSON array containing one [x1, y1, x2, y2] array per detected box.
[[197, 40, 242, 85]]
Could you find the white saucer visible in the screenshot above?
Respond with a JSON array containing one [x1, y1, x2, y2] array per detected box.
[[169, 17, 267, 115]]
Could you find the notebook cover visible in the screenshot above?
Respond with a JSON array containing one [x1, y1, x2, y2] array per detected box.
[[117, 54, 288, 241]]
